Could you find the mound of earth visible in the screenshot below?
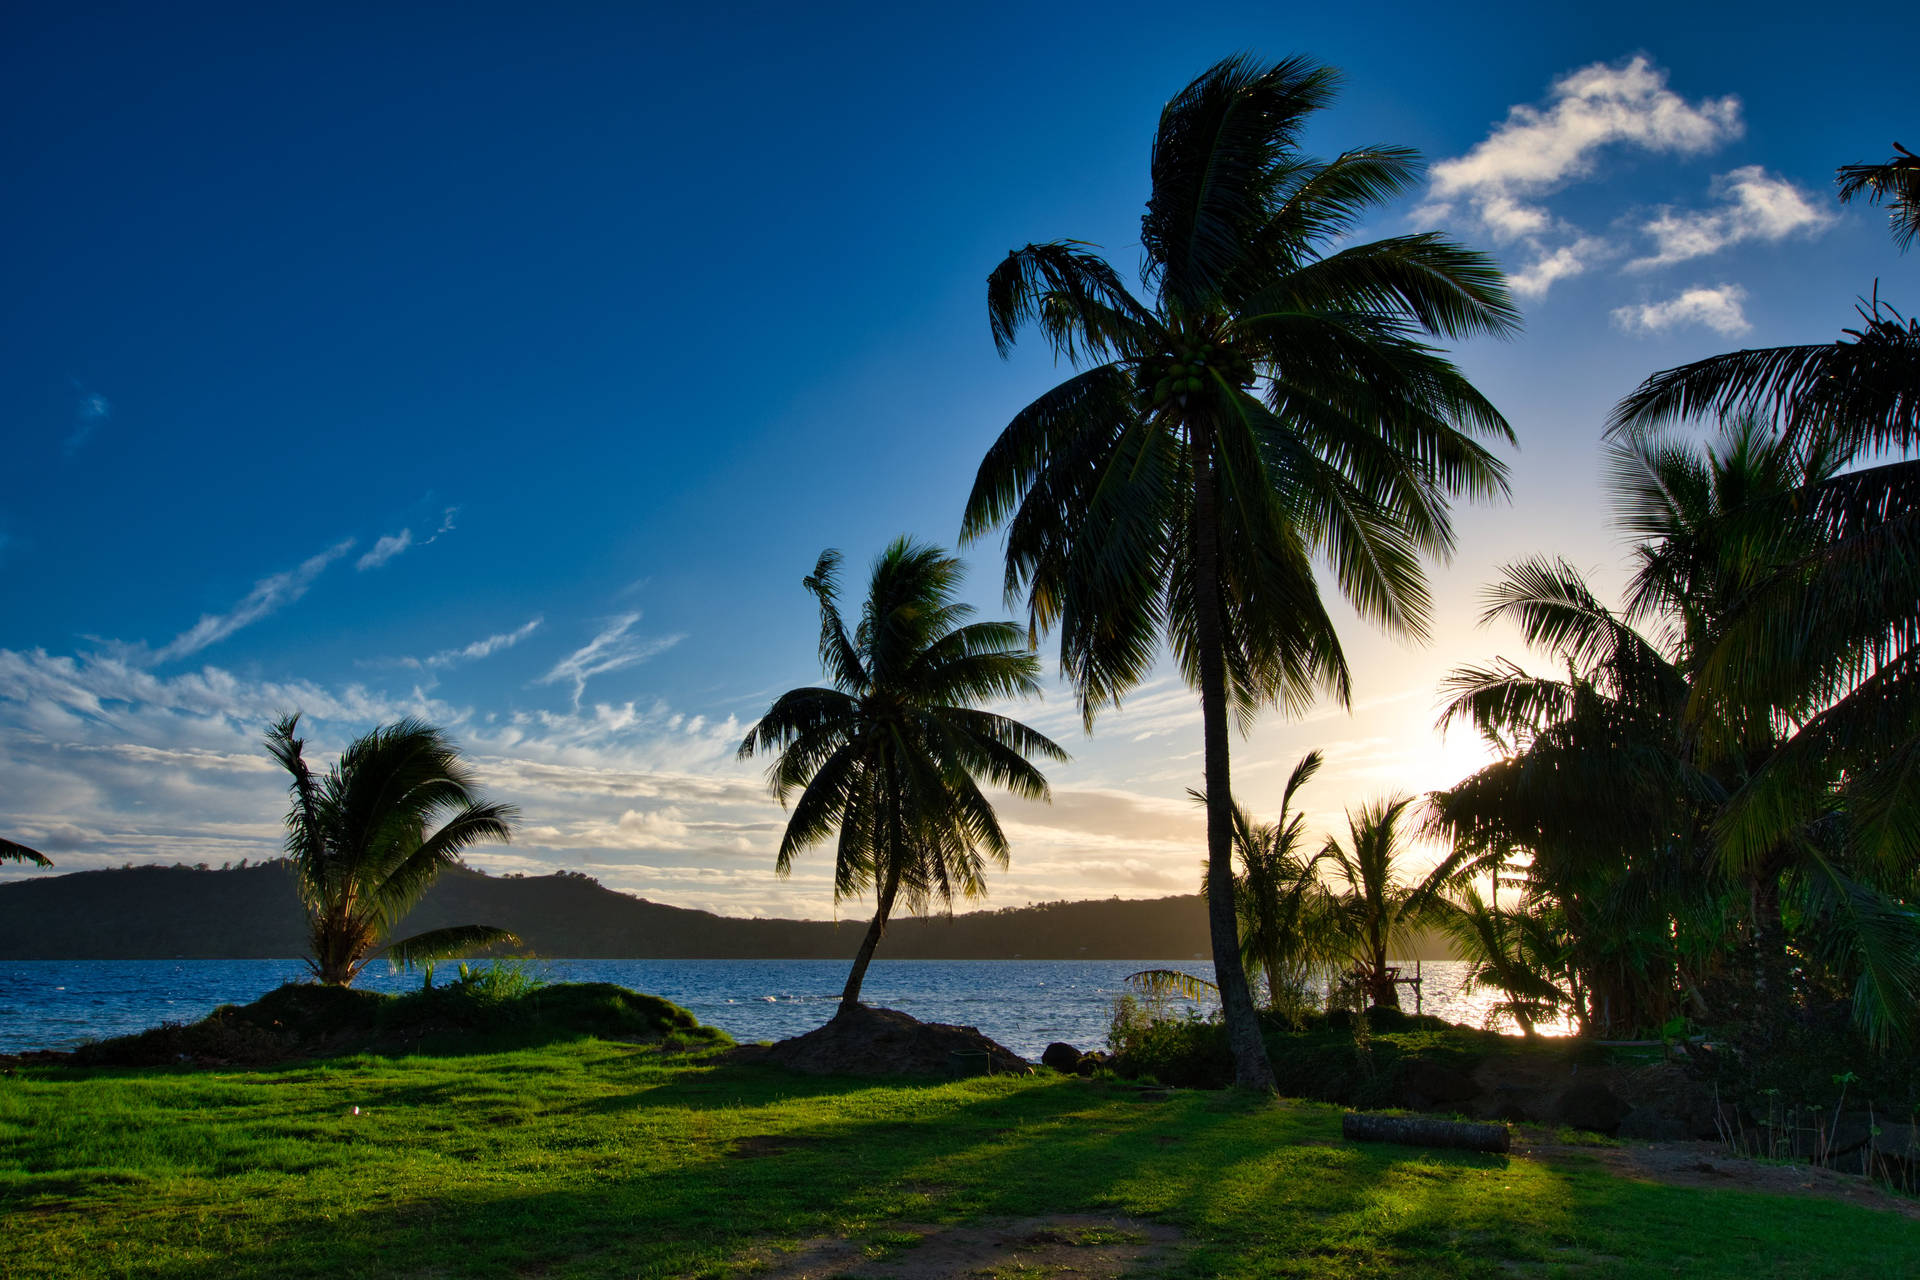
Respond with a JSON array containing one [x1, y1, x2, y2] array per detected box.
[[746, 1004, 1031, 1078], [44, 980, 725, 1068]]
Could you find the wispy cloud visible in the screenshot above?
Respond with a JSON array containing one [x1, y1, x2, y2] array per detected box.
[[1629, 165, 1833, 269], [394, 617, 544, 671], [66, 384, 111, 455], [148, 539, 356, 665], [356, 529, 413, 570], [1420, 56, 1742, 299], [1612, 284, 1751, 336], [422, 506, 457, 545], [539, 613, 684, 708]]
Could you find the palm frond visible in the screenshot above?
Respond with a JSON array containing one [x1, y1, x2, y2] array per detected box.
[[383, 924, 522, 972], [0, 837, 52, 867]]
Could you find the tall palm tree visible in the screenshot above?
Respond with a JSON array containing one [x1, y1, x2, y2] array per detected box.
[[738, 539, 1067, 1014], [961, 54, 1518, 1087], [265, 714, 520, 986], [1, 838, 52, 867]]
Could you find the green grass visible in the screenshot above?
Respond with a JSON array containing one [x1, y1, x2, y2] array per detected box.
[[2, 1040, 1910, 1278]]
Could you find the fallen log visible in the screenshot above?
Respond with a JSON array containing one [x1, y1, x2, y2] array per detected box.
[[1342, 1111, 1510, 1154]]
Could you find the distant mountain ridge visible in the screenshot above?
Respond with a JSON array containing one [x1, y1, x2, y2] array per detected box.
[[0, 862, 1240, 961]]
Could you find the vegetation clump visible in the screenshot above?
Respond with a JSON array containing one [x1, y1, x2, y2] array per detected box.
[[64, 969, 726, 1068]]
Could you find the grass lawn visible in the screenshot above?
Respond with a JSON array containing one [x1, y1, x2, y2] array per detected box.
[[2, 1039, 1912, 1278]]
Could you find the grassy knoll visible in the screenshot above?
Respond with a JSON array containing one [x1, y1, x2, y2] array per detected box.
[[3, 1039, 1913, 1278]]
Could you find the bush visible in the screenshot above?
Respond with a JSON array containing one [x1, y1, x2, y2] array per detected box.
[[1106, 1000, 1501, 1099]]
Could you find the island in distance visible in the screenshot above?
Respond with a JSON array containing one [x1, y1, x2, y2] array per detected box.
[[0, 861, 1460, 961]]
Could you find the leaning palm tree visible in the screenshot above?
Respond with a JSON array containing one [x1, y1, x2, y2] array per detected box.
[[1, 838, 52, 867], [739, 539, 1067, 1014], [265, 714, 520, 986], [962, 54, 1518, 1087]]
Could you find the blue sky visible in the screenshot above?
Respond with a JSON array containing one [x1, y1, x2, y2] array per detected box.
[[3, 0, 1913, 915]]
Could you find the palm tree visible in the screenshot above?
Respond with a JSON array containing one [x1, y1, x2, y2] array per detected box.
[[1432, 419, 1920, 1043], [1838, 140, 1920, 251], [1213, 752, 1338, 1012], [1, 838, 52, 867], [265, 714, 520, 986], [1130, 755, 1338, 1016], [1321, 795, 1447, 1009], [738, 539, 1067, 1014], [960, 54, 1517, 1089], [1432, 885, 1573, 1037]]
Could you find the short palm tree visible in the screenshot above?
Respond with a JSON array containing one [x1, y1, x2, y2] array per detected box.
[[1130, 756, 1338, 1015], [962, 54, 1518, 1087], [1214, 752, 1338, 1012], [1, 838, 51, 867], [1322, 795, 1440, 1009], [1431, 885, 1573, 1037], [265, 714, 521, 986], [738, 539, 1067, 1014]]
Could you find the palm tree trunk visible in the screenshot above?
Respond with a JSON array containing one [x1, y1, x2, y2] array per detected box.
[[1747, 862, 1789, 1043], [1370, 940, 1399, 1009], [840, 863, 900, 1014], [1190, 421, 1277, 1092]]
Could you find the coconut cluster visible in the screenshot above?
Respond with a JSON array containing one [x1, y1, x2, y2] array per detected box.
[[1141, 344, 1256, 407]]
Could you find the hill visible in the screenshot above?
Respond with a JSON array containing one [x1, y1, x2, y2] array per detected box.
[[0, 862, 1215, 960], [0, 862, 1461, 961]]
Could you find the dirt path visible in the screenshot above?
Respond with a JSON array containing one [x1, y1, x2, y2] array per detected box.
[[741, 1215, 1181, 1279], [1514, 1131, 1920, 1220]]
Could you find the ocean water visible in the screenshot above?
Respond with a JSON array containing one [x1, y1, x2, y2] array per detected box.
[[0, 957, 1525, 1059]]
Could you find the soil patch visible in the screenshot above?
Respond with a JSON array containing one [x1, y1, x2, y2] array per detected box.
[[746, 1214, 1180, 1279], [1514, 1130, 1920, 1220], [732, 1005, 1031, 1079]]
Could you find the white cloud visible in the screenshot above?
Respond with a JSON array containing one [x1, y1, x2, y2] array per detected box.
[[393, 618, 544, 671], [356, 529, 413, 570], [148, 539, 355, 665], [1427, 56, 1742, 233], [1420, 56, 1742, 300], [1611, 284, 1752, 336], [1630, 165, 1834, 269], [422, 507, 457, 545], [1507, 236, 1612, 299], [539, 613, 684, 708]]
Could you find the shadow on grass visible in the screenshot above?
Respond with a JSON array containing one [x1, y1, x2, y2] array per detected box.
[[11, 1052, 1915, 1280]]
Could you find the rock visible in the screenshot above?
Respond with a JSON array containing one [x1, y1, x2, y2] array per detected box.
[[1041, 1042, 1083, 1074], [753, 1004, 1031, 1079], [1398, 1058, 1478, 1112], [1558, 1079, 1628, 1134], [1618, 1106, 1687, 1141], [1617, 1064, 1720, 1140], [1074, 1050, 1111, 1077]]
